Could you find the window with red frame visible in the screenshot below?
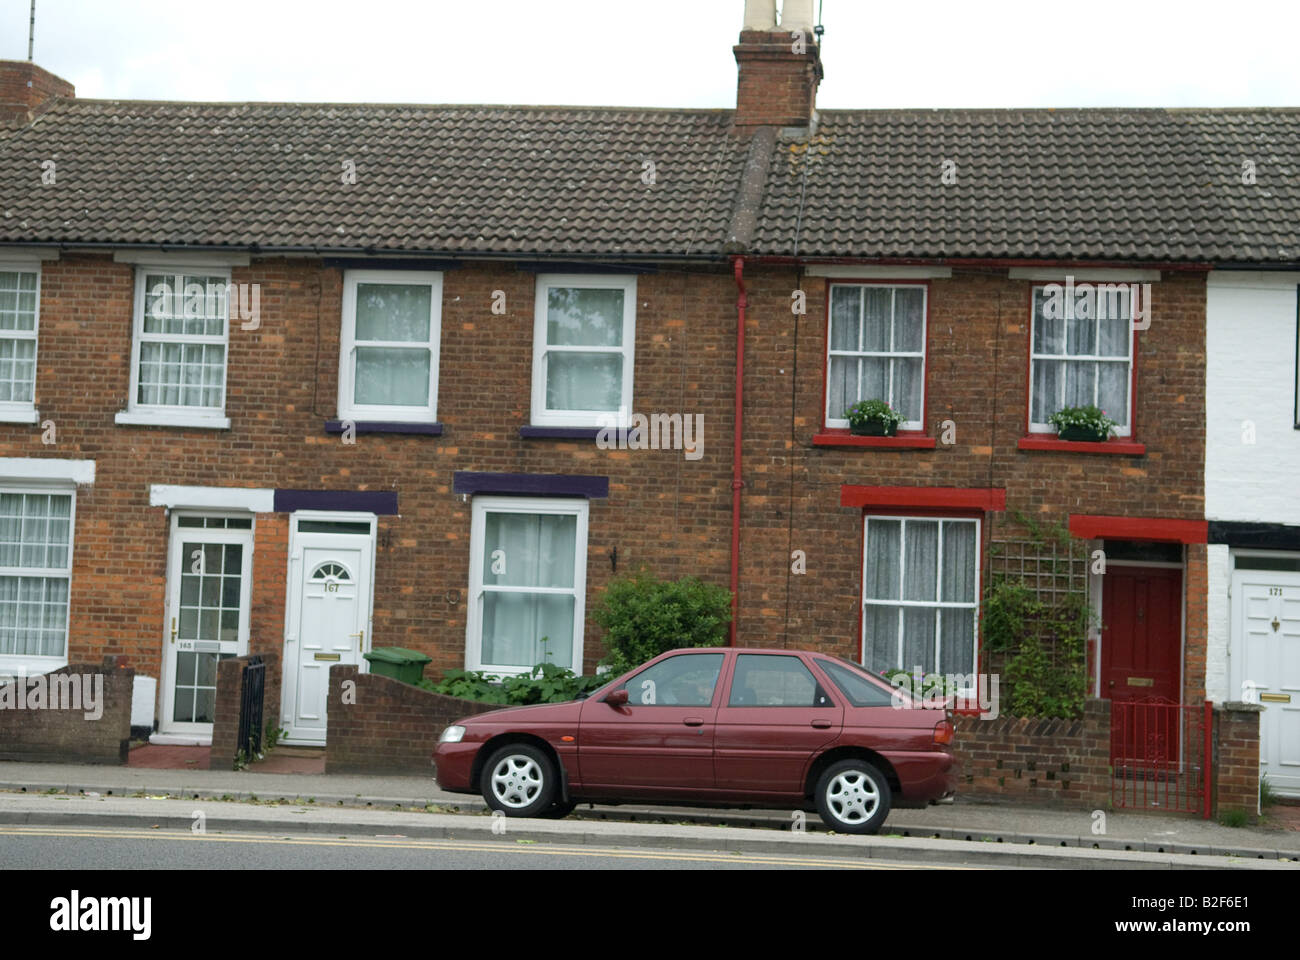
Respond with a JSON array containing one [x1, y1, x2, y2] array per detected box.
[[861, 514, 979, 675], [826, 284, 926, 431], [1029, 284, 1134, 436]]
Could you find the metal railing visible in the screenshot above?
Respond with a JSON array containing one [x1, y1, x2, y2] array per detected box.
[[1111, 698, 1211, 817], [237, 656, 265, 761]]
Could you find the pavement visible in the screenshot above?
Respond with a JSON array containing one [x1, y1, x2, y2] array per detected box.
[[2, 756, 1299, 867]]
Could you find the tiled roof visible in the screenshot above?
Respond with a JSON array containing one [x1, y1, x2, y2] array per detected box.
[[2, 99, 1298, 263], [0, 100, 747, 257], [753, 109, 1300, 263]]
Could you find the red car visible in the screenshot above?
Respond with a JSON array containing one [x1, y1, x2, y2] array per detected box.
[[434, 647, 955, 834]]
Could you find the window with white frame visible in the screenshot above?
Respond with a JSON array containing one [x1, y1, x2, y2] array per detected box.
[[862, 515, 978, 676], [338, 270, 442, 423], [826, 283, 926, 430], [531, 275, 636, 427], [0, 489, 74, 667], [127, 269, 230, 417], [0, 264, 40, 421], [1030, 284, 1134, 434], [467, 496, 588, 675]]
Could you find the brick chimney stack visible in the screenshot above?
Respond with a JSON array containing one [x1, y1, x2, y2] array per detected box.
[[0, 60, 74, 129], [733, 0, 822, 130]]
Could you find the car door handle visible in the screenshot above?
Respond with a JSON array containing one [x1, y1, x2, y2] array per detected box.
[[683, 717, 705, 727], [810, 719, 832, 729]]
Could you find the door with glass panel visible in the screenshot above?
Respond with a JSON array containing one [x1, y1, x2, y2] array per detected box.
[[467, 497, 588, 676], [281, 517, 375, 745], [160, 515, 253, 736]]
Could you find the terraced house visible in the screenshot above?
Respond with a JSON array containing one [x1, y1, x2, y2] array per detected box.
[[0, 0, 1295, 811]]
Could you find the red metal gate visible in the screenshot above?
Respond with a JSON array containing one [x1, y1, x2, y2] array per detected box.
[[1110, 699, 1211, 817]]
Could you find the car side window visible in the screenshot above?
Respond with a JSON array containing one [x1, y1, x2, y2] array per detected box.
[[727, 654, 831, 707], [815, 658, 896, 707], [613, 653, 724, 707]]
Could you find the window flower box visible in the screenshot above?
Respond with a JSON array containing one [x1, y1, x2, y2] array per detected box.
[[844, 399, 904, 437]]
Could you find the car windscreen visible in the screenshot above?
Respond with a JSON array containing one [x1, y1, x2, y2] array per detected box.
[[814, 657, 897, 707]]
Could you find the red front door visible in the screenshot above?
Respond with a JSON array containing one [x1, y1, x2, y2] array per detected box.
[[1102, 565, 1182, 763]]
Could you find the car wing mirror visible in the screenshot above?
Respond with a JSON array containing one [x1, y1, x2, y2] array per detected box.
[[605, 688, 629, 707]]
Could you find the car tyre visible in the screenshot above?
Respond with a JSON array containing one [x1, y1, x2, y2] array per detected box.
[[814, 758, 891, 834], [480, 744, 558, 818]]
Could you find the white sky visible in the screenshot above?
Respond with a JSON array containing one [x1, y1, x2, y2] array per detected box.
[[2, 0, 1298, 108]]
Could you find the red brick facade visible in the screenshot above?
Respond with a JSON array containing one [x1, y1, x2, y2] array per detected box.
[[1, 256, 1214, 736]]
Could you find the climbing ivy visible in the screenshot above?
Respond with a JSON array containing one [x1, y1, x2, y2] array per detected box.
[[983, 516, 1095, 719]]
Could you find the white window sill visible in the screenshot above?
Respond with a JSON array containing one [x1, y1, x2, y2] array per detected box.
[[0, 409, 39, 424], [0, 656, 68, 679], [115, 411, 231, 430]]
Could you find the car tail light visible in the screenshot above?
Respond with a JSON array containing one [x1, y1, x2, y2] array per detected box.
[[932, 719, 955, 746]]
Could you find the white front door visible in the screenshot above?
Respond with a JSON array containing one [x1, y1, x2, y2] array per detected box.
[[160, 515, 254, 738], [281, 515, 375, 744], [1232, 567, 1300, 796]]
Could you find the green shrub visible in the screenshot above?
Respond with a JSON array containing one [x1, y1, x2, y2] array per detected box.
[[418, 652, 606, 706], [593, 572, 732, 675]]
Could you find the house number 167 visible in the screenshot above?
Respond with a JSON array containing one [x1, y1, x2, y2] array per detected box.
[[325, 581, 340, 593]]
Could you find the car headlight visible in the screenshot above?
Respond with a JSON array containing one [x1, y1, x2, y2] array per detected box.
[[439, 725, 466, 743]]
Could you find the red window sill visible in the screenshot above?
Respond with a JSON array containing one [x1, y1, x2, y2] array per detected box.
[[813, 431, 937, 449], [1017, 436, 1146, 455]]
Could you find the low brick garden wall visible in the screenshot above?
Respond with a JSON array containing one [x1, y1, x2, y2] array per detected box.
[[325, 665, 499, 775], [1213, 702, 1263, 822], [210, 651, 282, 771], [0, 658, 134, 764], [953, 698, 1112, 809]]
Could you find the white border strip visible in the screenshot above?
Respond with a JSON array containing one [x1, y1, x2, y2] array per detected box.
[[0, 247, 59, 261], [113, 250, 251, 267], [0, 457, 95, 485], [1009, 268, 1162, 282], [805, 265, 952, 279], [149, 484, 274, 512]]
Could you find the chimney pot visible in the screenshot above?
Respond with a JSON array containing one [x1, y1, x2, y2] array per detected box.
[[742, 0, 778, 30], [779, 0, 816, 33]]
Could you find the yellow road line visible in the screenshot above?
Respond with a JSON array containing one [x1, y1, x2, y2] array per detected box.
[[0, 826, 979, 869]]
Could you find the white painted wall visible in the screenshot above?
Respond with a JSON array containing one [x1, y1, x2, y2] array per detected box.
[[1206, 543, 1231, 702], [1205, 271, 1300, 523]]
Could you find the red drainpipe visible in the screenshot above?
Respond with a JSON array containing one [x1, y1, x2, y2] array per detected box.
[[729, 256, 746, 645]]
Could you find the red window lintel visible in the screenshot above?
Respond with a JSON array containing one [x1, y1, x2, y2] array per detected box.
[[841, 485, 1007, 511], [1068, 515, 1207, 544]]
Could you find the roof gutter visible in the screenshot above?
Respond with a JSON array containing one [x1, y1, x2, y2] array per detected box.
[[0, 240, 729, 265]]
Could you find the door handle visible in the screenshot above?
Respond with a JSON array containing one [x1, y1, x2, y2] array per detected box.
[[682, 717, 704, 727], [810, 719, 832, 729], [349, 629, 364, 652], [170, 617, 177, 645]]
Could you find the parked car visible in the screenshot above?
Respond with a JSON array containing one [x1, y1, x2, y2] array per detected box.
[[433, 647, 955, 833]]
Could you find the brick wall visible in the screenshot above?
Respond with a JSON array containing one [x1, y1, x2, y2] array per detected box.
[[9, 256, 738, 695], [0, 658, 133, 763], [733, 31, 820, 128], [0, 59, 74, 127], [324, 664, 499, 775], [210, 651, 282, 771], [1212, 702, 1262, 822], [953, 698, 1111, 808], [734, 268, 1207, 665]]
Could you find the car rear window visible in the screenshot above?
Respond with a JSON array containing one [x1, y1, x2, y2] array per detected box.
[[815, 658, 896, 707]]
